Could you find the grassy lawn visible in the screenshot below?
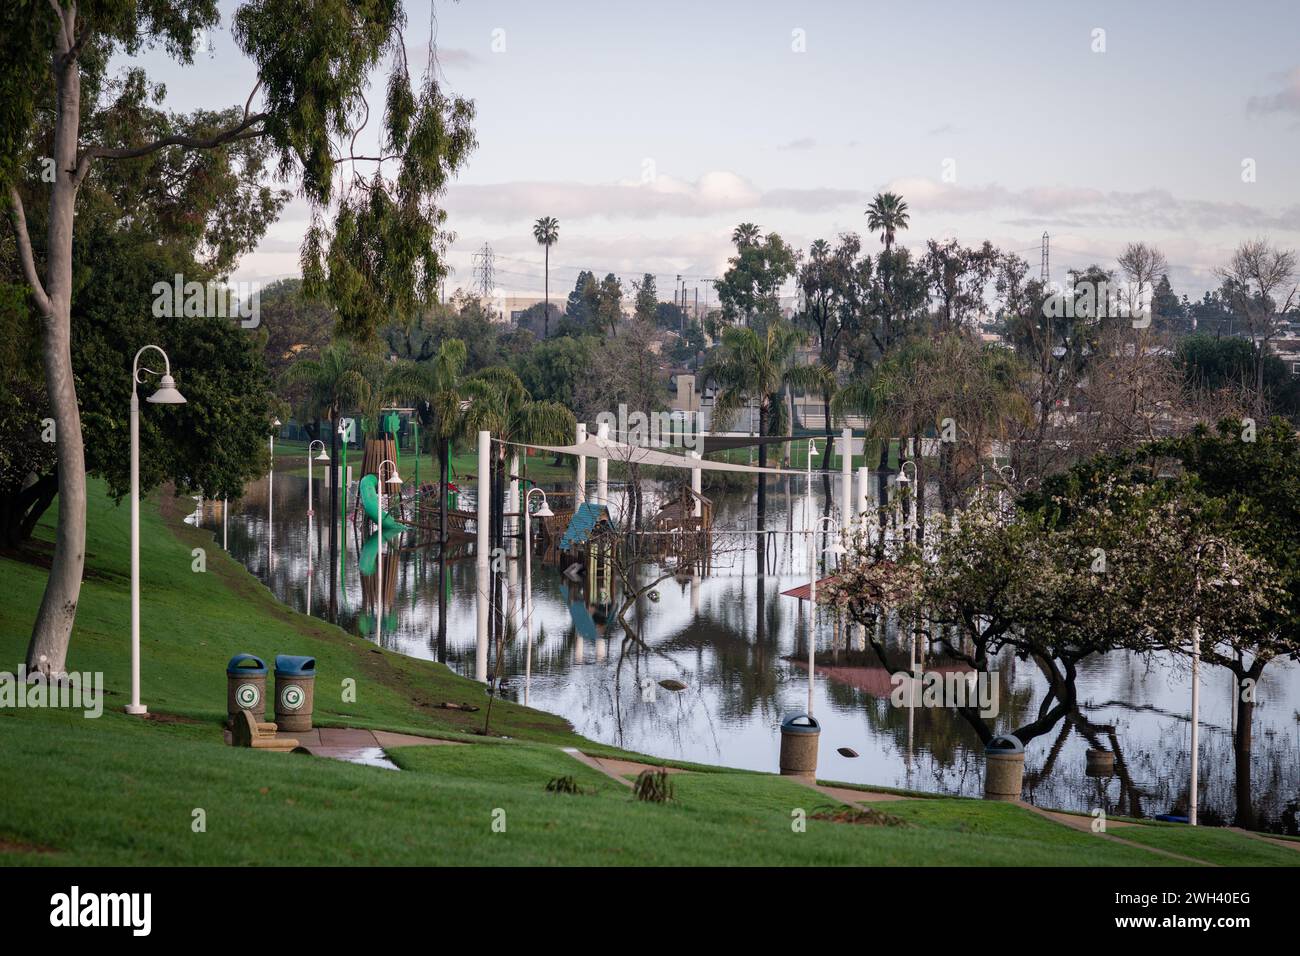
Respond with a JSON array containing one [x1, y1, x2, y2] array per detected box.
[[0, 481, 1291, 866]]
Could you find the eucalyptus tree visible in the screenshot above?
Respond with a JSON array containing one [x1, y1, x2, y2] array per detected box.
[[715, 225, 797, 330], [703, 320, 831, 557], [2, 1, 474, 676], [797, 234, 872, 482], [532, 216, 560, 337]]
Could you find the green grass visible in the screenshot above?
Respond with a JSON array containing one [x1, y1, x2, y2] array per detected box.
[[1109, 821, 1300, 866], [0, 481, 1291, 866]]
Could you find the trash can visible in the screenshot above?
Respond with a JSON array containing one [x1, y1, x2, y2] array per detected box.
[[274, 655, 317, 732], [984, 734, 1025, 801], [779, 713, 821, 781], [226, 653, 267, 724], [1085, 747, 1115, 778]]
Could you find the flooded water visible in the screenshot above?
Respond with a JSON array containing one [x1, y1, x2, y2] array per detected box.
[[198, 468, 1300, 833]]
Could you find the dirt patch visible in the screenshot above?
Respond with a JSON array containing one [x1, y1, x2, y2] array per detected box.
[[0, 835, 57, 854], [142, 712, 205, 725], [811, 806, 911, 828]]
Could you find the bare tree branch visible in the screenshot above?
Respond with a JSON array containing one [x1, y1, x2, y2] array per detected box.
[[6, 187, 53, 317], [72, 112, 269, 186]]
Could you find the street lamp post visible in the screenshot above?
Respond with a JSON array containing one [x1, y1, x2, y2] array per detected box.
[[806, 515, 843, 715], [268, 418, 280, 575], [522, 487, 554, 705], [128, 345, 186, 716], [375, 459, 404, 643], [896, 459, 918, 544], [307, 440, 329, 517]]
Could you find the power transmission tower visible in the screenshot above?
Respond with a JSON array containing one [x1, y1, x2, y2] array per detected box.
[[472, 242, 496, 311], [1040, 232, 1050, 284]]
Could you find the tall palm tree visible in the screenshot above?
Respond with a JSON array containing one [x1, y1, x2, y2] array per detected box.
[[865, 192, 910, 253], [732, 222, 762, 247], [281, 342, 373, 611], [703, 320, 832, 558], [532, 216, 560, 338], [385, 339, 473, 661]]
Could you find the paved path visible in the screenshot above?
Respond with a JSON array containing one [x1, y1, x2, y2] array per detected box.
[[225, 725, 462, 769]]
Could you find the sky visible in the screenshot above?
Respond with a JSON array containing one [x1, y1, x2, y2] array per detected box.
[[129, 0, 1300, 305]]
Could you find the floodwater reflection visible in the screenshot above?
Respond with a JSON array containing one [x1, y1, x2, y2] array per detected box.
[[200, 472, 1300, 833]]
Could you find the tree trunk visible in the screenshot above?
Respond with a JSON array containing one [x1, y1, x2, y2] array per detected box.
[[436, 438, 449, 664], [328, 418, 338, 618], [1233, 670, 1257, 830], [756, 402, 767, 575], [25, 28, 86, 677], [0, 471, 59, 550]]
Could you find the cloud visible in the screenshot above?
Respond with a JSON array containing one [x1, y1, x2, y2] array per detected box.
[[1247, 66, 1300, 115], [778, 137, 817, 150], [445, 171, 868, 222], [883, 177, 1300, 233]]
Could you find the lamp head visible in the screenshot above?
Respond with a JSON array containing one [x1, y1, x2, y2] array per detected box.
[[385, 470, 404, 486], [315, 449, 331, 462], [829, 542, 846, 557], [897, 470, 910, 484], [536, 500, 554, 518], [146, 373, 186, 404]]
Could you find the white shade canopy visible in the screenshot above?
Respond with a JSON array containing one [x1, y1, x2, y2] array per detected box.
[[508, 435, 804, 476]]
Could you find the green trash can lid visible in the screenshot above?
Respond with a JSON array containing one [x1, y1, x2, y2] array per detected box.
[[781, 713, 820, 735], [275, 655, 316, 677], [226, 653, 267, 676], [986, 734, 1024, 754]]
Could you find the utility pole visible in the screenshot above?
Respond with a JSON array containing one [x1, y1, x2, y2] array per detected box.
[[677, 274, 683, 333], [1040, 232, 1050, 285]]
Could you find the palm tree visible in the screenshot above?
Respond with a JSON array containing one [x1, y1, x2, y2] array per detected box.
[[865, 192, 910, 253], [459, 365, 574, 731], [703, 320, 832, 557], [385, 339, 473, 661], [280, 342, 373, 611], [532, 216, 560, 338], [732, 222, 761, 247], [834, 333, 1030, 525]]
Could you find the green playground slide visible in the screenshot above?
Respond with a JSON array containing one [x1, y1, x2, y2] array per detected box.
[[359, 526, 404, 577], [358, 472, 409, 534]]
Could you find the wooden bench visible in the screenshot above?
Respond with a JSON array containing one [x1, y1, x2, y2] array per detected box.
[[231, 709, 302, 752]]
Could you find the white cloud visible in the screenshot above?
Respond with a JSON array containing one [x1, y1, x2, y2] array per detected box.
[[1247, 66, 1300, 116]]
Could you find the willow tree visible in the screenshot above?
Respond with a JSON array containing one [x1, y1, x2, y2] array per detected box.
[[2, 1, 474, 676]]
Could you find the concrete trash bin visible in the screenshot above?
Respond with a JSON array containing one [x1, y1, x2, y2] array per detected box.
[[984, 734, 1025, 801], [274, 655, 317, 732], [226, 653, 268, 724], [779, 713, 821, 781]]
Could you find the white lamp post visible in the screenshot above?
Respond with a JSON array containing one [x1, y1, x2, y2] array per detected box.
[[307, 440, 329, 517], [897, 459, 917, 543], [128, 345, 186, 716], [522, 486, 553, 705], [375, 459, 403, 643], [268, 418, 280, 574], [806, 515, 843, 715]]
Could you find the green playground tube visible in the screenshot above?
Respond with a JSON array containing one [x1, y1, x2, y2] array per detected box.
[[358, 472, 410, 534], [359, 526, 405, 577]]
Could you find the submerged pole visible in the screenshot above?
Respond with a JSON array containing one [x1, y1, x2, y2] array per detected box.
[[475, 429, 491, 681], [840, 427, 852, 549], [575, 422, 587, 506], [596, 421, 609, 507]]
